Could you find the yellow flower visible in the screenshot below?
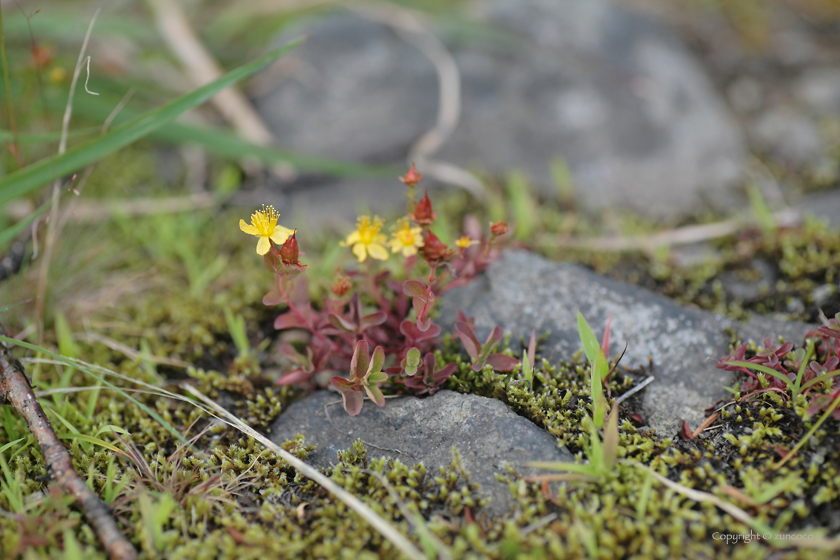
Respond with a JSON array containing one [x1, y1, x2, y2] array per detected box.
[[388, 218, 423, 257], [239, 205, 293, 255], [455, 236, 478, 249], [341, 215, 388, 262]]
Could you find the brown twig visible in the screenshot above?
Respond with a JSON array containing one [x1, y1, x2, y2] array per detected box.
[[0, 330, 136, 560], [145, 0, 293, 179]]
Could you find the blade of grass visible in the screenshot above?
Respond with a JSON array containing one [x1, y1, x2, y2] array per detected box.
[[577, 312, 600, 364], [0, 200, 49, 247], [723, 361, 793, 389], [0, 336, 188, 446], [68, 94, 396, 178], [0, 39, 303, 207]]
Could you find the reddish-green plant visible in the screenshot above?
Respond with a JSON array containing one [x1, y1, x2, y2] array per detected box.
[[241, 166, 518, 415]]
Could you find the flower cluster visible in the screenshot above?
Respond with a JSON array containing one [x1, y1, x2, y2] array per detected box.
[[239, 165, 516, 416]]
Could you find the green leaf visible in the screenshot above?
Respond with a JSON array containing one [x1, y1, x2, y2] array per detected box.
[[0, 437, 24, 455], [405, 347, 421, 376], [577, 312, 600, 364], [93, 424, 130, 438], [602, 404, 619, 472], [366, 371, 388, 384], [748, 183, 776, 236], [57, 433, 122, 454], [723, 361, 793, 389], [369, 345, 385, 376], [0, 39, 302, 207], [0, 200, 49, 248], [54, 311, 79, 360], [526, 460, 596, 476], [505, 171, 535, 240], [592, 349, 608, 429]]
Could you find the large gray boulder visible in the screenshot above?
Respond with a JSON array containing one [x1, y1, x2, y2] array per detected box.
[[256, 0, 744, 218], [439, 250, 811, 436], [269, 389, 573, 517]]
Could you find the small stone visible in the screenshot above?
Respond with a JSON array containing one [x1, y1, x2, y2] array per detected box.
[[269, 389, 573, 517]]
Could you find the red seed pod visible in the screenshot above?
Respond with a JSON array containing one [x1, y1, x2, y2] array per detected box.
[[489, 220, 510, 237], [410, 189, 437, 226], [331, 276, 352, 297], [399, 163, 423, 187], [279, 231, 299, 264], [419, 230, 453, 265]]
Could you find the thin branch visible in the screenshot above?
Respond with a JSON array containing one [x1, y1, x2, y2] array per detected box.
[[0, 330, 137, 560], [59, 192, 220, 223], [144, 0, 293, 179], [182, 384, 428, 560], [346, 0, 486, 199]]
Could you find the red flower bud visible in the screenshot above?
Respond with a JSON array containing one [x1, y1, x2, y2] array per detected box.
[[331, 276, 352, 297], [399, 163, 423, 187], [419, 230, 453, 265], [410, 188, 437, 226], [489, 221, 509, 237], [279, 231, 299, 263], [31, 44, 54, 70], [278, 231, 308, 270]]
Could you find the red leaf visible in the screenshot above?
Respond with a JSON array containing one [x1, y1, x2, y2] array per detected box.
[[329, 313, 356, 332], [455, 322, 480, 360], [350, 340, 370, 380], [276, 369, 311, 386], [527, 329, 536, 366], [486, 353, 520, 372], [274, 312, 303, 330], [340, 386, 364, 416], [679, 421, 694, 440], [263, 291, 284, 307], [602, 315, 612, 358], [403, 280, 427, 298], [360, 311, 387, 330], [330, 375, 354, 390], [416, 315, 432, 332], [486, 326, 504, 348]]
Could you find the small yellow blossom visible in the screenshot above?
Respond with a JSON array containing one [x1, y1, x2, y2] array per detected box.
[[341, 215, 389, 262], [239, 205, 293, 255], [388, 218, 423, 257], [455, 236, 479, 249]]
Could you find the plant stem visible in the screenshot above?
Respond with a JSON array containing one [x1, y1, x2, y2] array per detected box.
[[0, 328, 136, 560]]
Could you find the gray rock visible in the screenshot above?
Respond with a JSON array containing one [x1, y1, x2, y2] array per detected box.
[[749, 106, 823, 166], [438, 250, 813, 436], [796, 67, 840, 115], [269, 389, 573, 517], [256, 0, 744, 218]]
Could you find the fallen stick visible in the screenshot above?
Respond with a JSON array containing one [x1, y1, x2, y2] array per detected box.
[[0, 329, 136, 560]]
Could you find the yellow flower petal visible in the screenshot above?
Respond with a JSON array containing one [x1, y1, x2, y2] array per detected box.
[[240, 219, 260, 236], [367, 243, 389, 261], [401, 246, 418, 257], [256, 236, 271, 255], [342, 231, 361, 247], [352, 243, 367, 262], [271, 225, 293, 245]]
